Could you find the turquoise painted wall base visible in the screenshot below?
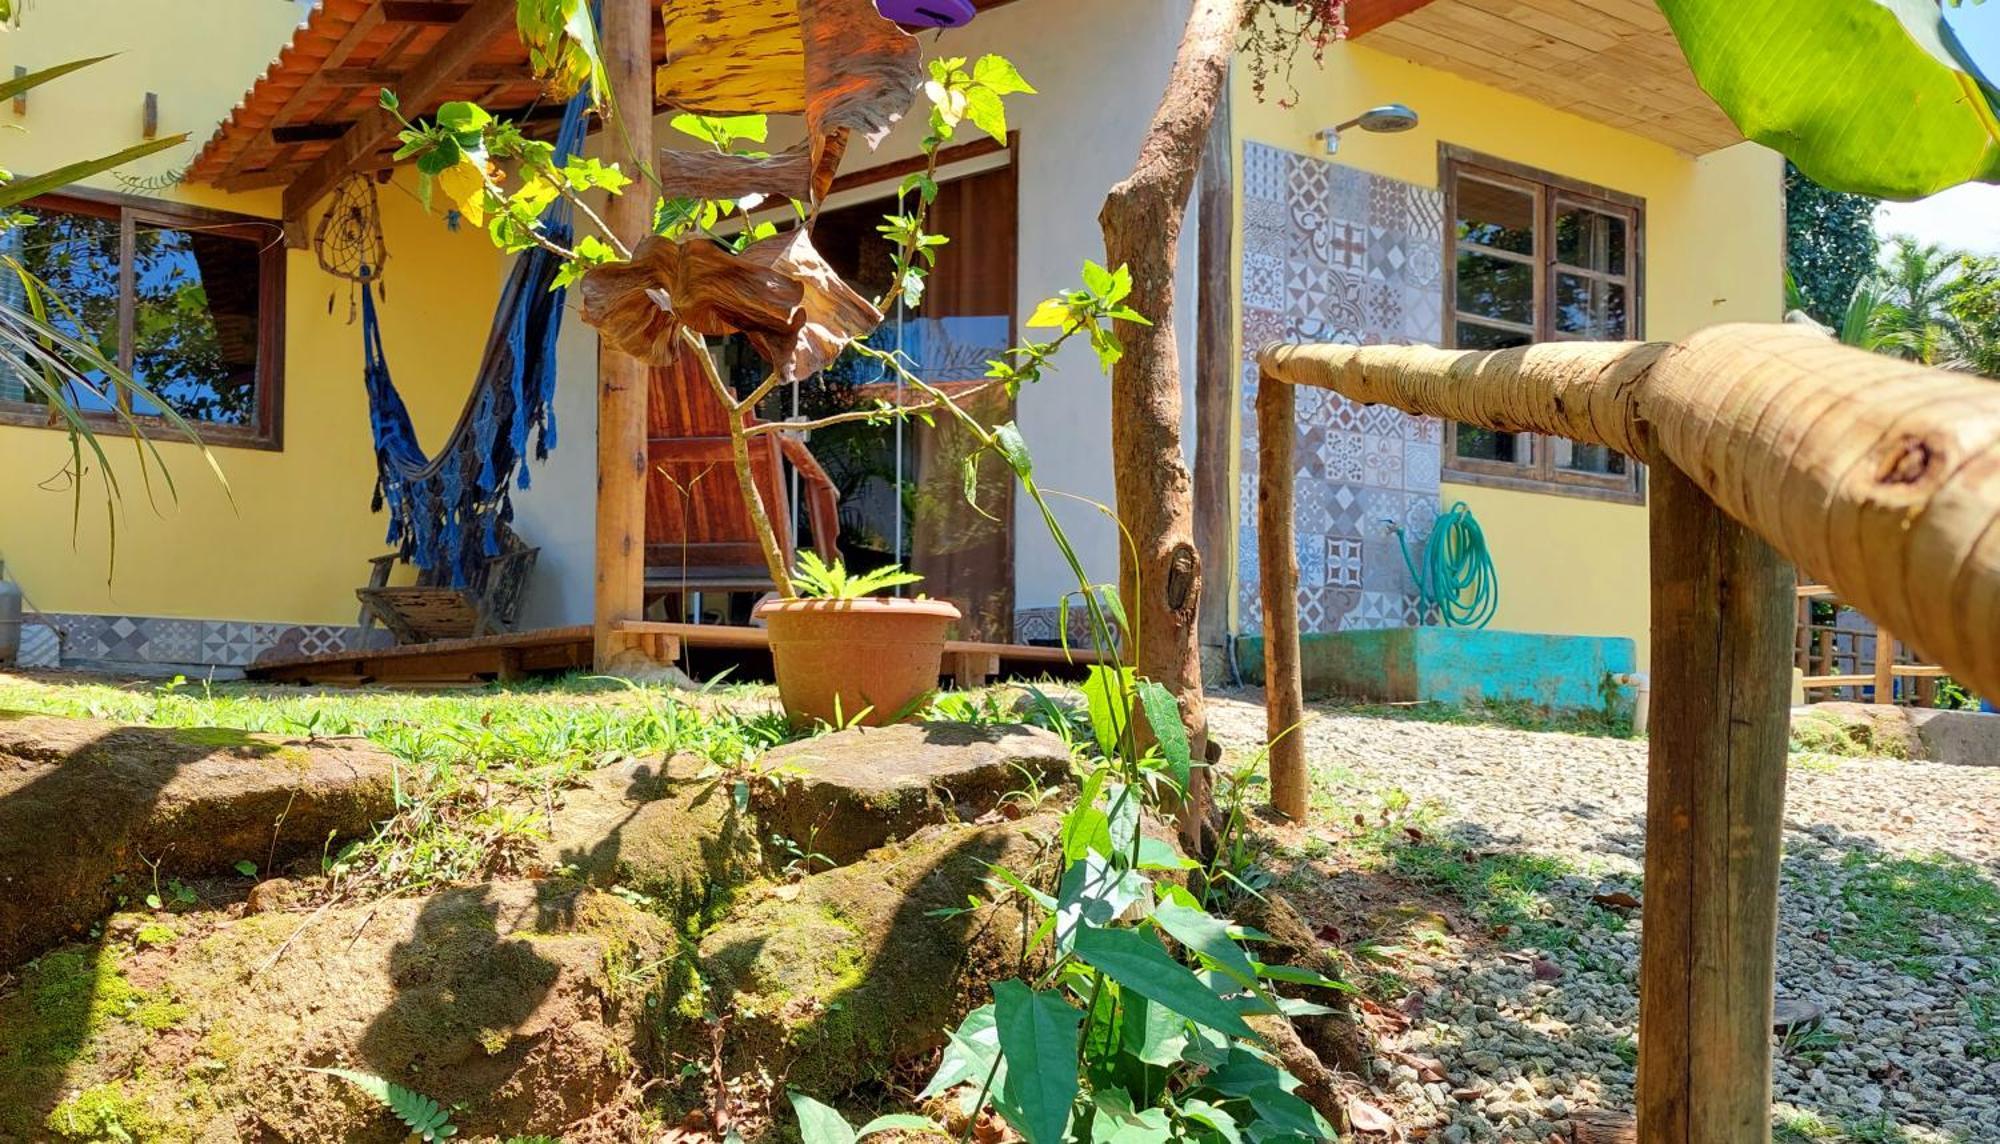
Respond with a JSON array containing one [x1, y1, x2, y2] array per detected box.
[[1236, 627, 1637, 718]]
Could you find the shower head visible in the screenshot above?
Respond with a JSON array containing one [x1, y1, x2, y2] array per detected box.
[[1315, 103, 1420, 154]]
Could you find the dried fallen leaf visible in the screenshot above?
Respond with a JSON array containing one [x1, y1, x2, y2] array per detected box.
[[1591, 890, 1642, 911], [1346, 1096, 1397, 1135]]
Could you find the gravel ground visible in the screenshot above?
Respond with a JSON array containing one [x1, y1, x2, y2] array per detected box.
[[1205, 692, 2000, 1143]]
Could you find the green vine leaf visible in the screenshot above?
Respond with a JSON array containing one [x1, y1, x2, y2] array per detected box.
[[1135, 681, 1191, 792], [1071, 926, 1256, 1038], [993, 980, 1083, 1144], [1152, 900, 1258, 988], [788, 1091, 857, 1144]]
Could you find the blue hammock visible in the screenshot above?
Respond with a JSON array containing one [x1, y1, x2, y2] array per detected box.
[[358, 91, 589, 589]]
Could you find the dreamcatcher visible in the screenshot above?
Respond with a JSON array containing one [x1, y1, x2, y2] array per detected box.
[[314, 174, 389, 322]]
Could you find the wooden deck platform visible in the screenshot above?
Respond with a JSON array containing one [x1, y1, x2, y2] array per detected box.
[[247, 623, 1111, 687]]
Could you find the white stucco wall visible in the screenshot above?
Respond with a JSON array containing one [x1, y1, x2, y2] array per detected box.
[[512, 0, 1201, 629], [929, 0, 1200, 614]]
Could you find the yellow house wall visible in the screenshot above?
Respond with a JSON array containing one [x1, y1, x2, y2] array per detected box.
[[0, 1, 508, 625], [1230, 41, 1786, 670]]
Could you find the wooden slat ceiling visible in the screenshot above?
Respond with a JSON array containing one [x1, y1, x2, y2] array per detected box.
[[188, 0, 1015, 196], [1347, 0, 1743, 155]]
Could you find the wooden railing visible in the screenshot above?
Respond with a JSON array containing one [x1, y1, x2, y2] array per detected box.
[[1795, 584, 1947, 705], [1255, 323, 2000, 1144]]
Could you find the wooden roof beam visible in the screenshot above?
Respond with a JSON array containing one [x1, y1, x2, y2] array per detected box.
[[379, 1, 482, 24], [279, 0, 516, 244], [319, 62, 518, 88], [1346, 0, 1442, 37]]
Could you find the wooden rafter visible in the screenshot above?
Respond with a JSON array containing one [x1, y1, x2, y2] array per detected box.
[[1344, 0, 1440, 37], [278, 0, 516, 242]]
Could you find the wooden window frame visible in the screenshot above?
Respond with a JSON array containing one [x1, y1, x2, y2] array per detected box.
[[0, 186, 287, 451], [1440, 145, 1645, 505]]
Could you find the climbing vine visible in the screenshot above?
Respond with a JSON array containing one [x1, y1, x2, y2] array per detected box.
[[1238, 0, 1348, 106]]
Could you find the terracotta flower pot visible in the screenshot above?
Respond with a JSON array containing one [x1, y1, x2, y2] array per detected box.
[[754, 596, 962, 728]]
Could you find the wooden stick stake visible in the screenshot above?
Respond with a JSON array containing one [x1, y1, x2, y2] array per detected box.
[[1256, 373, 1307, 821], [592, 0, 656, 671], [1191, 83, 1234, 685], [1872, 625, 1895, 706], [1638, 460, 1793, 1143]]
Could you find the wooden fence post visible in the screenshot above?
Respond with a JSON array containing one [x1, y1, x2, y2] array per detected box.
[[1872, 625, 1896, 705], [1256, 374, 1307, 821], [1638, 461, 1794, 1143]]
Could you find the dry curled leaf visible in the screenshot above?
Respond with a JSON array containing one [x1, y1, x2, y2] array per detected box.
[[579, 229, 881, 378], [1346, 1095, 1398, 1136], [1591, 889, 1642, 911]]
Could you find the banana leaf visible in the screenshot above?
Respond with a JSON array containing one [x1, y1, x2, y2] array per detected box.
[[1661, 0, 2000, 199], [0, 134, 190, 209]]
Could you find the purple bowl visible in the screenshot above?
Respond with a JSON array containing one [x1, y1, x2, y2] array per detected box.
[[876, 0, 977, 27]]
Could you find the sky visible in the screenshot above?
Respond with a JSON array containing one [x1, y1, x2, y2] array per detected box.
[[1877, 2, 2000, 253]]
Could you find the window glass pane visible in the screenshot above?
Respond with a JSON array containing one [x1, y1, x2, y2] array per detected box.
[[128, 221, 263, 425], [1455, 177, 1534, 254], [1555, 202, 1626, 275], [1453, 320, 1531, 351], [1554, 273, 1627, 338], [1455, 425, 1522, 465], [1456, 251, 1533, 326], [0, 205, 121, 408], [1553, 438, 1630, 476]]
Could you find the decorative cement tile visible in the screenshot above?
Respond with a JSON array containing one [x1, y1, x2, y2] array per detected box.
[[14, 621, 59, 669], [1327, 537, 1363, 590], [1235, 144, 1445, 634]]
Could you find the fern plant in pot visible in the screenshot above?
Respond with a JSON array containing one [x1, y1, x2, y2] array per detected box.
[[756, 552, 959, 728]]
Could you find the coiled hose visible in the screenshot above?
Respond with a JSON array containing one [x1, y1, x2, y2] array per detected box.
[[1392, 500, 1498, 629]]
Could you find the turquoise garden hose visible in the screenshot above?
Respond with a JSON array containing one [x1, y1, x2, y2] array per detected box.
[[1391, 501, 1498, 629]]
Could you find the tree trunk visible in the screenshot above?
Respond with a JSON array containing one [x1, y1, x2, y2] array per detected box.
[[1099, 0, 1246, 845]]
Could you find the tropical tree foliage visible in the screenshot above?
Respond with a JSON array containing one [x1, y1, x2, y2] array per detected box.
[[1792, 235, 2000, 380], [1784, 160, 1879, 325]]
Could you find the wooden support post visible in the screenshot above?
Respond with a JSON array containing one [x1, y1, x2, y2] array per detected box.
[[1638, 461, 1794, 1144], [592, 0, 656, 672], [948, 650, 1002, 691], [1256, 374, 1307, 821], [1872, 625, 1895, 705]]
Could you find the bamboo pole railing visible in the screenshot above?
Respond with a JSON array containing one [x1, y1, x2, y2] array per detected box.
[[1795, 583, 1945, 704], [1254, 322, 2000, 1144]]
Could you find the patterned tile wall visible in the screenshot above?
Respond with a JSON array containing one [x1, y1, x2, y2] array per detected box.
[[1014, 604, 1108, 650], [12, 612, 391, 672], [1236, 144, 1447, 635]]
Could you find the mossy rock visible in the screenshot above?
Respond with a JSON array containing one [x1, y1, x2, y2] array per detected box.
[[0, 715, 398, 967], [0, 880, 673, 1141], [753, 722, 1072, 866], [693, 813, 1063, 1100], [536, 755, 762, 928], [1791, 703, 1920, 760]]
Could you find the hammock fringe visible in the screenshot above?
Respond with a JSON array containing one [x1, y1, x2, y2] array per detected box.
[[359, 91, 590, 589]]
